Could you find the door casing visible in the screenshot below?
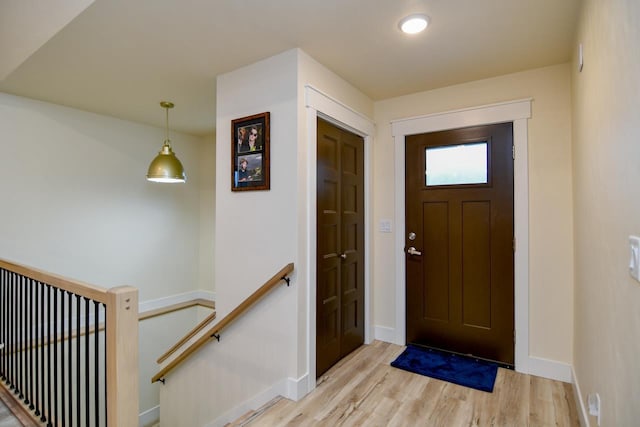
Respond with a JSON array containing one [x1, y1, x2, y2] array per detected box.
[[392, 99, 532, 374]]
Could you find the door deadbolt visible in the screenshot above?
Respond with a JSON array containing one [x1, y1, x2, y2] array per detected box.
[[408, 232, 416, 241]]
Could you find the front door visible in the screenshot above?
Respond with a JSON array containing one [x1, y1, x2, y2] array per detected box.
[[316, 118, 365, 377], [405, 122, 514, 365]]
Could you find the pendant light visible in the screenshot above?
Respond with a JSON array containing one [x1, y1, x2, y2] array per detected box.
[[146, 101, 186, 183]]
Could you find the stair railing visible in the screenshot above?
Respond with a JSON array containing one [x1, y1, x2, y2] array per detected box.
[[152, 262, 294, 384], [0, 258, 138, 427]]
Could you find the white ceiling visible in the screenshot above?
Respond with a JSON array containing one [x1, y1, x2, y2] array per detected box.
[[0, 0, 581, 136], [0, 0, 95, 80]]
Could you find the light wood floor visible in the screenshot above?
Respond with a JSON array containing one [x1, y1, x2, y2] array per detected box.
[[0, 398, 22, 427], [229, 341, 580, 426], [0, 382, 40, 427]]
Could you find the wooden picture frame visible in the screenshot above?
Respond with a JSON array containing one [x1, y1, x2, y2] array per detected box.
[[231, 112, 270, 191]]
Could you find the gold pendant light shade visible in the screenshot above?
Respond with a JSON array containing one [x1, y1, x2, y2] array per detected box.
[[146, 143, 186, 183], [146, 101, 186, 183]]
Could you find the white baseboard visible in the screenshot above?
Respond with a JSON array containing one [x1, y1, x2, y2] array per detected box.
[[374, 325, 397, 344], [206, 379, 286, 427], [206, 374, 309, 427], [139, 405, 159, 427], [572, 366, 590, 427], [374, 326, 573, 385], [526, 356, 573, 383], [286, 373, 309, 401], [138, 290, 216, 314]]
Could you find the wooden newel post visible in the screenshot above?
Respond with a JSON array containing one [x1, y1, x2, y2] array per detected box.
[[106, 286, 139, 427]]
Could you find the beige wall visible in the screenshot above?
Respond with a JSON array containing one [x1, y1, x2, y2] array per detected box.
[[373, 63, 574, 364], [572, 0, 640, 425]]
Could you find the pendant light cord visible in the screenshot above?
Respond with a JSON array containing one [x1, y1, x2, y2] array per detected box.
[[165, 106, 170, 145]]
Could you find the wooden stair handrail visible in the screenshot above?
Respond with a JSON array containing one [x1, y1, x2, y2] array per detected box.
[[4, 298, 214, 355], [139, 298, 215, 322], [157, 310, 217, 363], [152, 262, 294, 383], [0, 258, 108, 303]]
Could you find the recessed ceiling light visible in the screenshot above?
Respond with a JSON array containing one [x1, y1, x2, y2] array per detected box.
[[399, 14, 430, 34]]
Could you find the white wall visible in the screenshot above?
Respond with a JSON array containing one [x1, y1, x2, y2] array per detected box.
[[139, 307, 203, 422], [0, 92, 215, 420], [198, 134, 216, 293], [159, 48, 373, 427], [160, 49, 300, 427], [572, 1, 640, 425], [0, 92, 211, 299], [373, 64, 574, 367]]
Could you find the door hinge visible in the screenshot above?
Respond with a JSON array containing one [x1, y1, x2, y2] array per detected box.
[[514, 330, 516, 344], [513, 237, 516, 252], [512, 144, 515, 160]]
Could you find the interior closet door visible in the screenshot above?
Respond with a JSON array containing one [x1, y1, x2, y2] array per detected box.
[[316, 118, 365, 377]]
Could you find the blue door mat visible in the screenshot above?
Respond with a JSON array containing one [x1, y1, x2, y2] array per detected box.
[[390, 344, 499, 392]]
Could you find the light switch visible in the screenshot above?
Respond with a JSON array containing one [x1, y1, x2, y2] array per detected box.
[[379, 219, 392, 233], [629, 236, 640, 282]]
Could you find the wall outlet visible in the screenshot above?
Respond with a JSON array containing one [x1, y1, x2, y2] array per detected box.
[[630, 236, 640, 281], [578, 43, 584, 72], [587, 393, 601, 426]]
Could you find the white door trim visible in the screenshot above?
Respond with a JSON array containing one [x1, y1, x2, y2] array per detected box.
[[391, 99, 532, 373], [304, 85, 375, 393]]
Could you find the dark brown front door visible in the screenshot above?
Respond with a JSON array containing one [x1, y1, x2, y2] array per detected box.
[[316, 118, 365, 377], [405, 122, 514, 365]]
